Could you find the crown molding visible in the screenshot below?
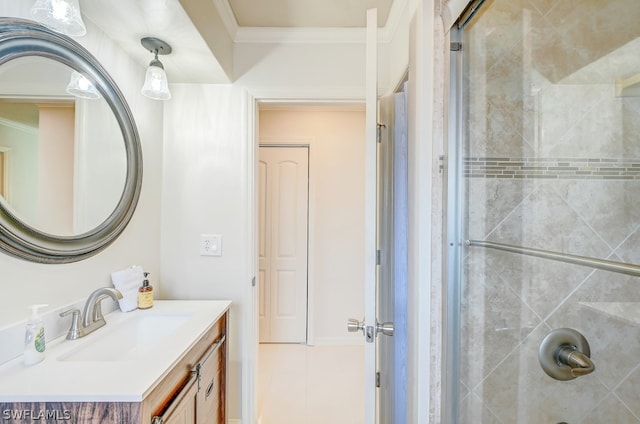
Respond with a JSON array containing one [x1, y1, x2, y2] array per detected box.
[[212, 0, 239, 39], [383, 0, 408, 42], [0, 117, 38, 135], [234, 27, 367, 44]]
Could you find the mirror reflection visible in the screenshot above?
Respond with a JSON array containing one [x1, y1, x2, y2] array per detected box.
[[0, 56, 126, 236]]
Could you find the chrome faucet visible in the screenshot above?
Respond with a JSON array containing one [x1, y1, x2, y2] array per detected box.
[[60, 287, 123, 340]]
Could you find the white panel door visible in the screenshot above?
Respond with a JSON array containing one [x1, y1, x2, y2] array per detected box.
[[364, 8, 378, 424], [258, 146, 309, 343], [344, 8, 378, 423]]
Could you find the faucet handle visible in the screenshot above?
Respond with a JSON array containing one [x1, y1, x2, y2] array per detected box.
[[60, 308, 81, 319], [60, 308, 83, 340]]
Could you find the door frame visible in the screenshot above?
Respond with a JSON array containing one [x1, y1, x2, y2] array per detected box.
[[242, 5, 439, 423], [245, 11, 379, 424], [0, 146, 10, 201], [244, 92, 368, 423]]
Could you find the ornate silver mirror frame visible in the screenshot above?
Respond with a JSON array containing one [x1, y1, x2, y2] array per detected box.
[[0, 18, 142, 263]]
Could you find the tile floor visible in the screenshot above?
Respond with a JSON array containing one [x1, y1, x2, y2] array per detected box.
[[257, 343, 365, 424]]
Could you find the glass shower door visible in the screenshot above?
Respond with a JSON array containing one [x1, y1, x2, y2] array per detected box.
[[451, 0, 640, 422]]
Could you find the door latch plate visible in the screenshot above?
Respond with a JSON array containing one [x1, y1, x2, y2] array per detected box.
[[365, 326, 374, 343]]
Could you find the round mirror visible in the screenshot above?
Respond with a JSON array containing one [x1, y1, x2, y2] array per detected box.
[[0, 18, 142, 263]]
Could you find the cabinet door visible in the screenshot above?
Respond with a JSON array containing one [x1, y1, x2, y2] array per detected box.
[[152, 374, 198, 424], [196, 335, 226, 424]]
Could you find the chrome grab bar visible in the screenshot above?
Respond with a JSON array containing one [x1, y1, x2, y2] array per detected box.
[[465, 239, 640, 277]]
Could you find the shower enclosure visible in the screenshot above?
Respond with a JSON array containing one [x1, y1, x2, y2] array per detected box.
[[448, 0, 640, 422]]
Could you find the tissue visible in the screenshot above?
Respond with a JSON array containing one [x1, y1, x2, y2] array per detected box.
[[110, 265, 144, 312]]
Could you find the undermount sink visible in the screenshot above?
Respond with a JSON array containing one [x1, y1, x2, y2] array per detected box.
[[57, 312, 191, 362]]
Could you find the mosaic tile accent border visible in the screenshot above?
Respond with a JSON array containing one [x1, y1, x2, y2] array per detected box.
[[465, 157, 640, 179]]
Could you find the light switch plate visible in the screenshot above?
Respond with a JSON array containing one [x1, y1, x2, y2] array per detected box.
[[200, 234, 222, 256]]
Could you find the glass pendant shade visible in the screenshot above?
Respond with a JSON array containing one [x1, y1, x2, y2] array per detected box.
[[141, 61, 171, 100], [66, 71, 101, 99], [30, 0, 87, 37]]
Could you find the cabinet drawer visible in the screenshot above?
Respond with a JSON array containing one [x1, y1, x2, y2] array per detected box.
[[142, 312, 227, 423], [196, 334, 225, 424], [151, 372, 198, 424]]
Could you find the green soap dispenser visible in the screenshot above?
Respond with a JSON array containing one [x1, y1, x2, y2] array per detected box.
[[24, 304, 48, 366]]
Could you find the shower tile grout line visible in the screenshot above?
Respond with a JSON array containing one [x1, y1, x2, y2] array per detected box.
[[548, 182, 616, 257], [478, 182, 537, 242], [605, 361, 640, 422], [608, 222, 640, 264], [553, 92, 611, 160], [469, 320, 552, 396]]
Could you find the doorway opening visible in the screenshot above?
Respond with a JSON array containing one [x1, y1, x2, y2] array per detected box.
[[255, 103, 366, 423]]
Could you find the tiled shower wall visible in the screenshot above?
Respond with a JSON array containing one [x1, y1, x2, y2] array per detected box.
[[457, 0, 640, 422]]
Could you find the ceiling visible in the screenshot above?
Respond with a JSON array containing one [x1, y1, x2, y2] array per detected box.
[[81, 0, 229, 84], [227, 0, 393, 28], [80, 0, 397, 85]]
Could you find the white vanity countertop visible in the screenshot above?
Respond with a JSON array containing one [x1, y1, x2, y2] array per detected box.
[[0, 300, 231, 402]]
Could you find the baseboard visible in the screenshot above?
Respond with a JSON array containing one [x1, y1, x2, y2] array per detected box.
[[229, 419, 242, 424], [311, 337, 365, 346]]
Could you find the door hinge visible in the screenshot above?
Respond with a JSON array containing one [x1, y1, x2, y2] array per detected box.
[[450, 42, 462, 51], [376, 371, 381, 388], [439, 155, 445, 174], [376, 123, 385, 143], [376, 249, 381, 265], [251, 276, 256, 287]]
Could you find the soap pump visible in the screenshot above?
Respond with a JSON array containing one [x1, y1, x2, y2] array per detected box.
[[138, 272, 154, 309], [24, 304, 48, 366]]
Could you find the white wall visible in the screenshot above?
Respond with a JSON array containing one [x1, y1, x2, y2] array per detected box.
[[37, 106, 74, 234], [258, 107, 366, 345], [0, 123, 38, 223], [234, 42, 374, 100], [161, 83, 249, 420], [75, 97, 128, 233], [161, 37, 378, 421], [0, 2, 164, 344]]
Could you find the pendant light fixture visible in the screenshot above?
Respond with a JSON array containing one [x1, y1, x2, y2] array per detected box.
[[66, 70, 101, 99], [30, 0, 87, 37], [141, 37, 172, 101]]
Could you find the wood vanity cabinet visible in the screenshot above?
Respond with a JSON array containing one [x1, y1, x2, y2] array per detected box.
[[142, 311, 227, 424]]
